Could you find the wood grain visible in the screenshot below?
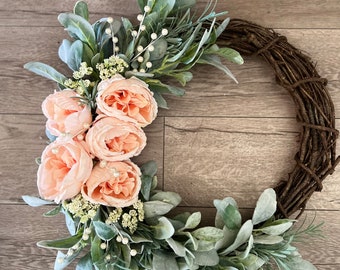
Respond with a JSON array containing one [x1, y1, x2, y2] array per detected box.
[[1, 0, 339, 269], [1, 0, 339, 28]]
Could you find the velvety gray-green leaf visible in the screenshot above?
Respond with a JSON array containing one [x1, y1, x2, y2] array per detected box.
[[68, 40, 83, 70], [183, 212, 201, 230], [58, 39, 72, 64], [43, 205, 62, 217], [150, 191, 181, 207], [192, 227, 224, 242], [22, 195, 54, 207], [192, 249, 219, 266], [58, 13, 96, 51], [24, 62, 67, 86], [166, 238, 187, 257], [143, 201, 175, 218], [152, 252, 179, 270], [73, 1, 89, 20], [151, 91, 168, 109], [37, 233, 81, 250], [93, 221, 117, 241], [253, 235, 284, 245], [152, 217, 175, 240], [252, 188, 277, 225], [219, 220, 253, 256], [91, 235, 104, 263], [76, 253, 92, 270], [141, 160, 158, 176]]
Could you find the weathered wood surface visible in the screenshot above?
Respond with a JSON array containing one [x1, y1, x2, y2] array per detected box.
[[0, 0, 339, 269]]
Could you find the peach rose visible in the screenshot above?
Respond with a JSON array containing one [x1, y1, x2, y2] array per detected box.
[[37, 138, 93, 203], [85, 116, 146, 162], [81, 160, 141, 207], [96, 75, 158, 127], [42, 89, 92, 137]]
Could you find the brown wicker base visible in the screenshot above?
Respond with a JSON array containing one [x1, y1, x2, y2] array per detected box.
[[218, 19, 340, 218]]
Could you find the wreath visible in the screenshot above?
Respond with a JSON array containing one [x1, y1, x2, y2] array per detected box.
[[23, 1, 338, 270]]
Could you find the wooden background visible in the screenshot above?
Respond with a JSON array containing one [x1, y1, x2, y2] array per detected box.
[[0, 0, 339, 269]]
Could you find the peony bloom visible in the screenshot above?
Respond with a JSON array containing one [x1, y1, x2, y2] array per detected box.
[[81, 160, 141, 207], [96, 74, 158, 127], [85, 116, 146, 162], [37, 138, 93, 203], [42, 89, 92, 137]]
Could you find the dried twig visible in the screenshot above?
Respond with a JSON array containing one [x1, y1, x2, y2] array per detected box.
[[218, 19, 340, 218]]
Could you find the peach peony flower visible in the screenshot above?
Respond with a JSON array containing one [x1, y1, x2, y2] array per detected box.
[[81, 160, 141, 207], [85, 116, 146, 162], [37, 138, 93, 203], [42, 89, 92, 137], [96, 75, 158, 127]]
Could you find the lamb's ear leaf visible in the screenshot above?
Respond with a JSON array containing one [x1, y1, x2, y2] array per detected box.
[[24, 62, 67, 87]]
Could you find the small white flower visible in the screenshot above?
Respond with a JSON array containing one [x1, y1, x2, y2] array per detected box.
[[82, 234, 89, 241], [161, 28, 168, 36], [148, 45, 155, 52], [100, 243, 107, 249], [105, 28, 112, 35], [137, 14, 144, 22], [146, 62, 152, 68], [137, 45, 144, 52], [107, 17, 114, 24], [116, 235, 122, 242], [122, 237, 129, 245], [144, 6, 151, 13], [130, 249, 137, 256], [140, 25, 146, 31], [112, 37, 119, 43], [114, 46, 119, 52], [139, 68, 146, 73], [131, 30, 138, 37], [137, 56, 144, 63], [84, 228, 91, 234], [151, 33, 157, 40]]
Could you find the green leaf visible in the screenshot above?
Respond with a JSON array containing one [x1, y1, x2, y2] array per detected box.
[[152, 91, 168, 109], [215, 225, 238, 251], [149, 38, 168, 61], [152, 251, 179, 270], [76, 253, 93, 270], [216, 18, 230, 37], [43, 205, 62, 217], [22, 195, 54, 207], [253, 235, 284, 245], [24, 62, 67, 86], [74, 1, 89, 21], [252, 188, 277, 226], [192, 249, 219, 266], [147, 80, 185, 96], [241, 254, 265, 270], [153, 217, 175, 239], [68, 40, 83, 71], [54, 250, 81, 270], [168, 71, 193, 86], [259, 221, 294, 236], [184, 212, 201, 230], [58, 13, 96, 52], [141, 175, 153, 201], [63, 209, 77, 235], [213, 197, 238, 229], [93, 221, 118, 241], [141, 160, 158, 176], [197, 54, 238, 83], [166, 238, 186, 257], [224, 205, 242, 230], [209, 46, 244, 65], [37, 233, 81, 250], [150, 191, 181, 207], [219, 220, 253, 256], [91, 235, 104, 263], [192, 227, 224, 242], [143, 201, 175, 218], [58, 39, 72, 64], [152, 0, 176, 18]]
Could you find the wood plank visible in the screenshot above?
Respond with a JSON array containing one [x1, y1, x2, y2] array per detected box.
[[0, 205, 339, 267], [2, 26, 340, 116], [1, 0, 339, 28], [164, 117, 340, 210], [0, 115, 164, 203]]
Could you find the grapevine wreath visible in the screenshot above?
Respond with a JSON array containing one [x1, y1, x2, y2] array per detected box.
[[23, 1, 339, 269]]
